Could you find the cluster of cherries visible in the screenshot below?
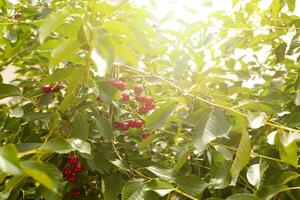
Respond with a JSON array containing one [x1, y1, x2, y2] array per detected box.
[[62, 155, 84, 197], [42, 84, 61, 93], [114, 119, 143, 131], [109, 79, 155, 114]]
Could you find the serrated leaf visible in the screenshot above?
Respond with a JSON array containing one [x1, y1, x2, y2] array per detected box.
[[287, 0, 296, 11], [173, 146, 191, 172], [0, 83, 21, 100], [23, 112, 52, 123], [42, 67, 74, 84], [39, 9, 70, 43], [67, 138, 91, 154], [145, 101, 177, 129], [175, 175, 208, 198], [71, 112, 89, 140], [95, 79, 120, 104], [226, 194, 260, 200], [239, 101, 281, 115], [40, 137, 73, 154], [256, 185, 288, 200], [102, 173, 123, 200], [114, 42, 138, 66], [146, 166, 174, 180], [0, 144, 23, 175], [50, 39, 79, 67], [59, 65, 87, 112], [146, 179, 174, 196], [193, 109, 233, 154], [265, 171, 300, 185], [122, 180, 144, 200], [275, 42, 287, 63], [22, 161, 62, 194], [230, 130, 251, 184]]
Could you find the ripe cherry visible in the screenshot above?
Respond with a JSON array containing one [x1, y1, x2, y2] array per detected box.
[[14, 13, 22, 19], [128, 120, 135, 128], [68, 155, 79, 165], [142, 132, 150, 139], [122, 122, 130, 131], [139, 107, 147, 114], [67, 174, 77, 183], [63, 167, 73, 177], [71, 188, 81, 197], [42, 85, 52, 93], [135, 95, 145, 102], [134, 120, 143, 128], [134, 86, 143, 95], [115, 81, 125, 90], [122, 93, 130, 102], [73, 163, 84, 174], [145, 103, 155, 111], [114, 121, 123, 129], [144, 96, 153, 105]]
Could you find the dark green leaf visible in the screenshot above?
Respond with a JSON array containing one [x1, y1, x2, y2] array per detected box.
[[0, 84, 21, 100]]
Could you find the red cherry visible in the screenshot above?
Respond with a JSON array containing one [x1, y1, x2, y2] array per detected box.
[[142, 132, 149, 139], [122, 122, 130, 131], [135, 96, 145, 102], [134, 120, 143, 128], [42, 85, 52, 93], [144, 96, 153, 104], [14, 13, 22, 19], [73, 163, 84, 174], [139, 107, 147, 114], [67, 174, 77, 183], [68, 155, 79, 165], [134, 86, 143, 95], [71, 188, 81, 197], [51, 85, 61, 92], [122, 93, 130, 102], [63, 167, 73, 177], [115, 81, 125, 90], [128, 120, 135, 128], [145, 103, 155, 111], [114, 121, 123, 129]]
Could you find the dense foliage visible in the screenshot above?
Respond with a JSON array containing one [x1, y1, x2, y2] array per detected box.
[[0, 0, 300, 199]]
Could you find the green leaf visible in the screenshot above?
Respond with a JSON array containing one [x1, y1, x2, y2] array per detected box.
[[40, 137, 73, 154], [175, 175, 208, 198], [193, 109, 233, 154], [173, 146, 191, 172], [23, 112, 52, 123], [226, 194, 260, 200], [22, 161, 62, 193], [275, 43, 287, 63], [270, 0, 281, 19], [146, 166, 174, 180], [230, 130, 251, 184], [146, 179, 174, 196], [102, 173, 123, 200], [145, 101, 177, 129], [122, 180, 144, 200], [92, 28, 114, 73], [114, 42, 138, 66], [39, 9, 70, 43], [0, 83, 21, 100], [0, 144, 23, 175], [287, 0, 296, 11], [50, 39, 79, 67], [42, 68, 74, 84], [71, 112, 89, 140], [66, 138, 91, 154], [59, 65, 87, 112], [246, 161, 268, 187], [95, 79, 120, 104], [265, 171, 300, 185], [239, 101, 281, 115], [278, 131, 299, 167], [256, 185, 288, 200]]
